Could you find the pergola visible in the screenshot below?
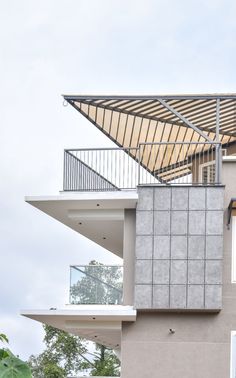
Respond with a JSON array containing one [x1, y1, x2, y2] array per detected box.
[[63, 94, 236, 182]]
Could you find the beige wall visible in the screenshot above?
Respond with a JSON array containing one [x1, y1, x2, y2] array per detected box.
[[123, 209, 136, 306], [121, 160, 236, 378]]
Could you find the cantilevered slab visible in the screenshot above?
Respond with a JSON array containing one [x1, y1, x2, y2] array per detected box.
[[25, 191, 138, 257], [21, 305, 136, 350], [63, 94, 236, 181]]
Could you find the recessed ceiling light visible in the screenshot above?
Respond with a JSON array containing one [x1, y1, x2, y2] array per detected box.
[[96, 204, 100, 207], [102, 237, 106, 240], [92, 317, 96, 320], [79, 222, 82, 225]]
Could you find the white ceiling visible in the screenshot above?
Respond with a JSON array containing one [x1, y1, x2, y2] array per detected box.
[[25, 191, 137, 258], [21, 305, 136, 349]]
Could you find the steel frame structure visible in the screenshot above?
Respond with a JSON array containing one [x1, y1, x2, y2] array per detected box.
[[63, 94, 236, 188]]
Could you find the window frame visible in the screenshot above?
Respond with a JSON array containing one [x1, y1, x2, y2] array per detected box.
[[231, 331, 236, 378], [199, 160, 215, 184]]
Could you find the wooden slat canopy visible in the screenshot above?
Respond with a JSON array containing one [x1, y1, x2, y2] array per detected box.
[[63, 94, 236, 180]]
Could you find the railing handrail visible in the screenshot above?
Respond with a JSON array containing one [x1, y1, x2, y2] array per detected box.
[[64, 142, 222, 191], [70, 264, 123, 268], [65, 147, 139, 152], [139, 141, 220, 146], [65, 142, 220, 152]]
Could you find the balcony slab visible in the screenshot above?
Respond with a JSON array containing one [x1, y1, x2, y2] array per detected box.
[[21, 305, 136, 350]]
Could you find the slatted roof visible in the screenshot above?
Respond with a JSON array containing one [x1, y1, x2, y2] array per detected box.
[[63, 94, 236, 181]]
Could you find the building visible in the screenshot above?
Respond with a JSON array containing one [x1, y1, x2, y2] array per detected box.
[[22, 94, 236, 378]]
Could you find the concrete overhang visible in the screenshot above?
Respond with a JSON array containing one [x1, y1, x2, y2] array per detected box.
[[21, 305, 136, 350], [25, 191, 138, 258]]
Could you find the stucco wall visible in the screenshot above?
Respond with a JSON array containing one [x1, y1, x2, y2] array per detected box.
[[121, 160, 236, 378]]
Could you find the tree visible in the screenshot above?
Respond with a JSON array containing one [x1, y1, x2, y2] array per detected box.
[[29, 260, 122, 377], [91, 345, 120, 377], [0, 332, 32, 378], [29, 325, 120, 377], [28, 325, 89, 377]]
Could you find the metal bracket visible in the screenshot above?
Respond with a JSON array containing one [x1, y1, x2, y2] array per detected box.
[[227, 198, 236, 229], [157, 98, 214, 143]]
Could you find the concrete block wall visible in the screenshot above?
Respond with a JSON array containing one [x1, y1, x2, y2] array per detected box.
[[134, 186, 224, 310]]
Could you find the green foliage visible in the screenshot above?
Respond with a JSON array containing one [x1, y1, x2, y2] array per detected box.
[[28, 325, 90, 377], [29, 325, 120, 377], [28, 261, 121, 377], [91, 345, 120, 377], [0, 350, 10, 362], [28, 354, 66, 378], [0, 333, 32, 378], [0, 355, 31, 378], [43, 363, 66, 378], [0, 335, 8, 345]]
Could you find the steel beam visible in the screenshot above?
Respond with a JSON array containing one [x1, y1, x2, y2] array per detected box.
[[215, 99, 222, 183], [157, 98, 214, 142], [63, 94, 236, 101]]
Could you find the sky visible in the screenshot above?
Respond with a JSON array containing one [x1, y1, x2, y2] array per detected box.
[[0, 0, 236, 361]]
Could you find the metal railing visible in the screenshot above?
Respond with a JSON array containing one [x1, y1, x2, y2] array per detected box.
[[63, 142, 222, 191], [70, 265, 123, 305]]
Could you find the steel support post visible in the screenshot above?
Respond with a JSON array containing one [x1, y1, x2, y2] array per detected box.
[[215, 99, 221, 184]]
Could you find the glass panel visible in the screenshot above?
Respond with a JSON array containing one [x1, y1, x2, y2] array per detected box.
[[70, 265, 123, 305]]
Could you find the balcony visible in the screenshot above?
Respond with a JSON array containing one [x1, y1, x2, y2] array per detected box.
[[63, 142, 222, 192], [70, 265, 123, 305]]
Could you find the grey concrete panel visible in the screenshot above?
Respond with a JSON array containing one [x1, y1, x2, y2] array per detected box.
[[134, 285, 152, 308], [171, 235, 187, 259], [189, 187, 206, 210], [206, 236, 223, 259], [135, 260, 152, 284], [154, 211, 170, 235], [154, 187, 171, 210], [188, 261, 205, 284], [189, 211, 205, 235], [205, 285, 222, 309], [153, 260, 170, 284], [206, 211, 223, 235], [206, 187, 224, 210], [205, 261, 222, 284], [171, 187, 189, 210], [170, 285, 186, 308], [188, 236, 205, 259], [153, 285, 169, 308], [171, 211, 188, 235], [170, 260, 187, 284], [137, 187, 153, 210], [136, 235, 153, 259], [154, 236, 170, 259], [187, 285, 204, 308], [136, 210, 153, 235]]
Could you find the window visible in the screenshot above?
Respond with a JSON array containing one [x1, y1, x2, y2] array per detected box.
[[231, 331, 236, 378], [199, 161, 215, 184], [232, 216, 236, 283]]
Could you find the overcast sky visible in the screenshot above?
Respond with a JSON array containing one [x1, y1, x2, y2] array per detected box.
[[0, 0, 236, 360]]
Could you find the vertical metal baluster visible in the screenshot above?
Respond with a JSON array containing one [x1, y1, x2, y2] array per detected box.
[[119, 149, 121, 188], [72, 155, 74, 190]]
